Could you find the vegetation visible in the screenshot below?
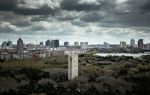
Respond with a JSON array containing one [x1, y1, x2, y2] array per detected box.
[[0, 55, 150, 95]]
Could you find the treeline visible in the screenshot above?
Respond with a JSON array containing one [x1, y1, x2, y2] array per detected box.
[[0, 55, 150, 95]]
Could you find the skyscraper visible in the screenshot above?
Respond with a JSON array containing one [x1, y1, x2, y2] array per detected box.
[[120, 41, 126, 48], [45, 40, 51, 47], [1, 41, 7, 49], [40, 42, 44, 46], [103, 42, 110, 48], [64, 42, 69, 47], [130, 39, 135, 47], [80, 42, 88, 49], [50, 39, 59, 48], [17, 38, 24, 58], [74, 42, 79, 47], [53, 39, 59, 48], [138, 39, 144, 49]]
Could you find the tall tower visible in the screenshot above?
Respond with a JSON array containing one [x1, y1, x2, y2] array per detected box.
[[130, 39, 135, 47], [17, 38, 24, 59], [138, 39, 144, 49], [68, 52, 78, 80], [17, 38, 24, 53]]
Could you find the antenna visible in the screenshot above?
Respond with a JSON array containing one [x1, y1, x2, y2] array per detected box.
[[36, 39, 37, 50]]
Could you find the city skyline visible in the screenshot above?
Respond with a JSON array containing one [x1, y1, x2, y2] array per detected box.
[[0, 38, 149, 45], [0, 0, 150, 43]]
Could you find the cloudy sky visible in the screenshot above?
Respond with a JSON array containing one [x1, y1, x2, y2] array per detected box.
[[0, 0, 150, 44]]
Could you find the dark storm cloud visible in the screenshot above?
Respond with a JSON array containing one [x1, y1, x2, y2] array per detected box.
[[0, 12, 31, 27], [0, 0, 17, 11], [0, 0, 58, 15], [140, 0, 150, 13], [0, 22, 16, 33], [0, 0, 150, 42], [60, 0, 101, 11], [15, 5, 57, 15], [31, 16, 50, 22], [80, 11, 105, 22]]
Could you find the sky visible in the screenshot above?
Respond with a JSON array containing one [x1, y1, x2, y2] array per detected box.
[[0, 0, 150, 44]]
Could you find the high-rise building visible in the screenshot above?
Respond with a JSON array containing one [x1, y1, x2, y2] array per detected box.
[[130, 39, 135, 47], [81, 42, 88, 49], [17, 38, 24, 53], [53, 39, 59, 48], [40, 42, 44, 46], [138, 39, 144, 49], [45, 40, 51, 47], [103, 42, 110, 48], [74, 42, 79, 47], [1, 41, 7, 49], [50, 39, 60, 48], [64, 42, 69, 47], [80, 42, 84, 46], [144, 43, 150, 50], [1, 41, 13, 49], [120, 41, 126, 48], [7, 41, 13, 48]]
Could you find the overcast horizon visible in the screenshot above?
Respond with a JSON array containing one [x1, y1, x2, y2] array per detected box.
[[0, 0, 150, 44]]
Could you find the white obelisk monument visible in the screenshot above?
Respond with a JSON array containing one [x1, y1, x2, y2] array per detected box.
[[68, 52, 78, 80]]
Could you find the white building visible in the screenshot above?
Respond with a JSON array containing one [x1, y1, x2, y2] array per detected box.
[[103, 42, 110, 48], [68, 52, 78, 80], [130, 39, 135, 47], [120, 41, 127, 48], [74, 42, 79, 47], [144, 43, 150, 50], [80, 42, 88, 49], [26, 43, 36, 50]]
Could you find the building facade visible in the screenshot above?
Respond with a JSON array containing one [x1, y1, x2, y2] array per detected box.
[[138, 39, 144, 49], [130, 39, 135, 47], [120, 41, 127, 48], [17, 38, 24, 58], [74, 42, 79, 47], [64, 42, 69, 47]]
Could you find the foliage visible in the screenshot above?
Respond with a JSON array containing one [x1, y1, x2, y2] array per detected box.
[[0, 55, 150, 95]]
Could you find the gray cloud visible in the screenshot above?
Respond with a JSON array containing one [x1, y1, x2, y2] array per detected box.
[[0, 0, 17, 11], [0, 0, 59, 15], [15, 5, 58, 15], [0, 0, 150, 43], [60, 0, 101, 11]]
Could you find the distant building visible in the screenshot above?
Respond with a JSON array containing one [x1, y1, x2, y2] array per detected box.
[[46, 39, 60, 48], [7, 41, 13, 48], [74, 42, 79, 47], [103, 42, 110, 48], [45, 40, 51, 47], [1, 41, 7, 49], [53, 39, 59, 48], [80, 42, 88, 49], [40, 42, 44, 46], [138, 39, 144, 49], [144, 43, 150, 50], [26, 43, 36, 50], [17, 38, 24, 58], [1, 41, 13, 49], [80, 42, 83, 46], [64, 42, 69, 47], [130, 39, 135, 47], [120, 41, 126, 48]]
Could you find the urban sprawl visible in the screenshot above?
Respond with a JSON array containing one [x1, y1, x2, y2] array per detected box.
[[0, 38, 150, 60]]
